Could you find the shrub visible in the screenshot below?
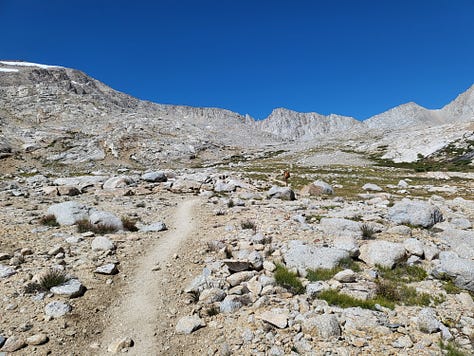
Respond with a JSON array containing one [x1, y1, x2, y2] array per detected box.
[[227, 199, 234, 208], [443, 279, 462, 294], [204, 306, 220, 317], [38, 268, 68, 290], [241, 220, 256, 231], [274, 264, 304, 295], [121, 217, 138, 232], [360, 223, 376, 240], [77, 219, 118, 235], [39, 214, 59, 227]]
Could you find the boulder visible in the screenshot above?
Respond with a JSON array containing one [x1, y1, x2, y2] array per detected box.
[[319, 218, 361, 238], [258, 309, 288, 329], [91, 236, 115, 251], [303, 314, 341, 338], [362, 183, 383, 192], [334, 269, 357, 283], [198, 288, 226, 304], [0, 264, 16, 278], [439, 229, 474, 260], [214, 180, 236, 193], [359, 241, 406, 268], [141, 171, 167, 182], [283, 240, 349, 275], [333, 236, 360, 257], [417, 308, 440, 333], [267, 186, 295, 201], [103, 176, 134, 189], [387, 200, 443, 228], [44, 301, 72, 318], [50, 279, 86, 298], [431, 251, 474, 292], [138, 221, 167, 232], [301, 180, 334, 196], [220, 295, 243, 313], [89, 210, 123, 231], [403, 238, 424, 257], [47, 201, 89, 226], [94, 263, 118, 275], [175, 315, 205, 334]]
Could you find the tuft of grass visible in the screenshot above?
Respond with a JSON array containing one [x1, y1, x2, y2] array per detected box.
[[204, 306, 220, 317], [121, 217, 138, 232], [38, 268, 68, 290], [241, 220, 257, 231], [39, 214, 59, 227], [439, 340, 469, 356], [274, 264, 304, 295], [227, 199, 234, 208], [318, 289, 395, 310], [360, 223, 376, 240], [307, 257, 361, 281], [376, 264, 427, 283], [77, 219, 118, 235], [443, 279, 463, 294]]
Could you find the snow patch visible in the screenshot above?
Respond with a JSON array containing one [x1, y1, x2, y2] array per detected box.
[[0, 68, 19, 73], [0, 61, 62, 69]]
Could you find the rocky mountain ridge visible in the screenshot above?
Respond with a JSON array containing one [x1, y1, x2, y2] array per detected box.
[[0, 60, 473, 168]]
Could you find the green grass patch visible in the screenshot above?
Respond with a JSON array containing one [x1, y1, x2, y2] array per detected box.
[[307, 257, 361, 282], [376, 264, 427, 283], [439, 340, 469, 356], [274, 264, 304, 295], [318, 289, 395, 310], [443, 279, 463, 294]]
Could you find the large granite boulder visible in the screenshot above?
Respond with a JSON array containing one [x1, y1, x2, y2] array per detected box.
[[387, 199, 443, 228], [359, 240, 406, 268], [47, 201, 89, 226]]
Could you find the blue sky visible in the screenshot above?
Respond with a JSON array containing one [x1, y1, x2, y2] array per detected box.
[[1, 0, 474, 120]]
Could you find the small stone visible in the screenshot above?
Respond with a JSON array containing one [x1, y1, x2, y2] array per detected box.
[[393, 335, 413, 348], [50, 279, 86, 298], [263, 261, 276, 272], [91, 236, 115, 251], [0, 264, 16, 278], [403, 238, 424, 257], [139, 222, 167, 232], [0, 253, 11, 261], [175, 315, 205, 334], [48, 245, 65, 256], [26, 333, 49, 346], [258, 310, 288, 329], [107, 337, 134, 353], [362, 183, 383, 192], [417, 308, 440, 334], [44, 301, 72, 318], [0, 335, 5, 348], [226, 271, 255, 287], [94, 263, 118, 275], [333, 269, 357, 283], [0, 335, 26, 352]]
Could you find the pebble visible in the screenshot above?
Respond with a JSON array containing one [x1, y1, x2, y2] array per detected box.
[[107, 337, 134, 353], [44, 301, 72, 318], [0, 335, 26, 352]]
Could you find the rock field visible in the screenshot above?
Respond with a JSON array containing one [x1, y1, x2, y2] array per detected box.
[[0, 165, 473, 355]]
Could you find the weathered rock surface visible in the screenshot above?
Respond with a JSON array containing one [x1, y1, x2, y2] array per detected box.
[[267, 186, 295, 201], [50, 278, 86, 298], [44, 301, 72, 318], [387, 200, 443, 228], [47, 201, 89, 225], [431, 251, 474, 292], [175, 315, 205, 334], [359, 240, 406, 268]]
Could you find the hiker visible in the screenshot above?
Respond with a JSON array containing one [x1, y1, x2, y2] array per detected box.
[[283, 170, 290, 186]]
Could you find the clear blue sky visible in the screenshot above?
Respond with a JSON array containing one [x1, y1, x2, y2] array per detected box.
[[1, 0, 474, 120]]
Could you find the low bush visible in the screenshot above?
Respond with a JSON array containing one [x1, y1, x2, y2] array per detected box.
[[439, 340, 469, 356], [241, 220, 256, 231], [121, 217, 138, 232], [39, 214, 59, 227], [76, 219, 118, 235]]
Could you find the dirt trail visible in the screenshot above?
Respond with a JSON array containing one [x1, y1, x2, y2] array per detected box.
[[100, 198, 199, 354]]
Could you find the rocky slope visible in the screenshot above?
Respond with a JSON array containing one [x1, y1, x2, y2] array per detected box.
[[0, 61, 277, 170]]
